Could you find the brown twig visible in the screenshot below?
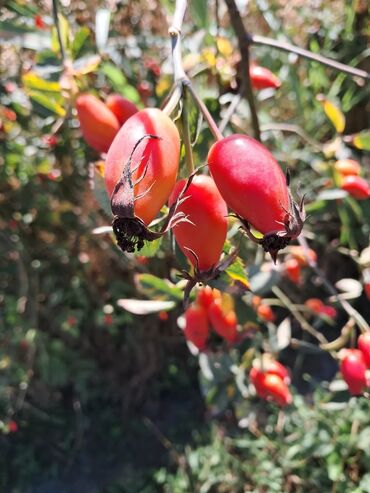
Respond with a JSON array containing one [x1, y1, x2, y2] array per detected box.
[[224, 0, 261, 140]]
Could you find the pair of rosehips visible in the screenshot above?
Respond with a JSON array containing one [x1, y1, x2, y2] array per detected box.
[[340, 333, 370, 395], [184, 287, 238, 350], [334, 159, 370, 200], [103, 106, 303, 269], [249, 356, 292, 406], [76, 93, 138, 153]]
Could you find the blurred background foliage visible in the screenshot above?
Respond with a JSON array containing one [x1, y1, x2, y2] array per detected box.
[[0, 0, 370, 491]]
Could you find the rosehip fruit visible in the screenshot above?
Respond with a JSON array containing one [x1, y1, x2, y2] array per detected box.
[[106, 94, 138, 126], [256, 303, 275, 322], [288, 246, 317, 266], [184, 304, 210, 350], [76, 94, 120, 153], [262, 373, 292, 406], [168, 175, 228, 272], [305, 298, 324, 313], [249, 64, 281, 90], [334, 159, 361, 177], [341, 176, 370, 200], [358, 333, 370, 368], [340, 349, 368, 395], [196, 286, 221, 309], [208, 299, 238, 343], [105, 108, 180, 225], [284, 257, 301, 283]]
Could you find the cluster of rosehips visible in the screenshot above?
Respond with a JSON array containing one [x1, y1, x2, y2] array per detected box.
[[282, 245, 317, 285], [340, 333, 370, 395], [249, 355, 292, 406], [183, 287, 238, 350], [334, 159, 370, 200]]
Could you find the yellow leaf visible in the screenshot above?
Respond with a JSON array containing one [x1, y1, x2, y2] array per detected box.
[[23, 72, 61, 93], [352, 130, 370, 151], [201, 48, 216, 68], [317, 95, 345, 133], [216, 36, 233, 57]]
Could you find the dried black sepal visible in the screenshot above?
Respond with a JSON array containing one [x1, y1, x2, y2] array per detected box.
[[238, 170, 306, 263], [110, 134, 196, 253]]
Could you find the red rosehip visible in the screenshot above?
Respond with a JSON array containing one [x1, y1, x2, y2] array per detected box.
[[76, 94, 120, 153], [320, 305, 337, 319], [106, 94, 138, 126], [184, 304, 210, 350], [262, 373, 292, 406], [249, 64, 281, 90], [256, 303, 275, 322], [334, 159, 361, 177], [105, 108, 180, 226], [288, 246, 317, 266], [196, 286, 221, 309], [358, 333, 370, 368], [305, 298, 324, 313], [340, 349, 368, 395], [168, 175, 228, 272], [341, 176, 370, 200], [364, 282, 370, 301], [208, 134, 289, 235], [7, 420, 18, 433]]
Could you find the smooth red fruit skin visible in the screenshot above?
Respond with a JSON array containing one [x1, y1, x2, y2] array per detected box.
[[106, 94, 138, 126], [249, 65, 281, 90], [208, 134, 289, 234], [340, 349, 368, 395], [341, 176, 370, 200], [262, 373, 292, 406], [263, 360, 291, 384], [358, 333, 370, 368], [250, 367, 268, 398], [105, 108, 180, 225], [184, 304, 210, 350], [365, 282, 370, 301], [168, 175, 228, 271], [256, 304, 275, 322], [196, 286, 221, 309], [76, 94, 120, 153], [305, 298, 324, 313], [208, 300, 237, 343]]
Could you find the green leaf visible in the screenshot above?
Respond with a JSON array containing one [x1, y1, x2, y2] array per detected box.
[[136, 273, 183, 301], [71, 26, 91, 59], [28, 90, 66, 116], [190, 0, 209, 29], [23, 72, 61, 93], [51, 14, 70, 55], [134, 238, 162, 257], [100, 62, 141, 105], [326, 452, 343, 482], [93, 168, 111, 217], [352, 130, 370, 151], [225, 256, 250, 290]]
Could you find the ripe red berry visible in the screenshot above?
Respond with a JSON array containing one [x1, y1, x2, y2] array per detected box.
[[305, 298, 324, 313], [319, 305, 337, 319], [341, 176, 370, 200], [76, 94, 120, 153], [249, 64, 281, 90], [262, 373, 292, 406], [105, 108, 180, 226], [208, 299, 238, 343], [168, 175, 228, 272], [7, 420, 18, 433], [284, 257, 301, 283], [358, 333, 370, 368], [196, 286, 221, 309], [106, 94, 138, 126], [184, 304, 210, 350], [340, 349, 368, 395], [208, 135, 289, 235]]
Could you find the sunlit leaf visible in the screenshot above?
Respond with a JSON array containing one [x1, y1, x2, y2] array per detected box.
[[51, 14, 70, 55], [134, 238, 162, 257], [317, 95, 345, 133], [136, 273, 183, 300], [28, 90, 66, 116], [117, 298, 175, 315], [100, 62, 141, 104], [73, 54, 101, 76], [276, 317, 291, 350], [92, 168, 111, 217], [216, 36, 233, 57], [71, 26, 91, 59], [352, 130, 370, 151], [23, 72, 61, 93]]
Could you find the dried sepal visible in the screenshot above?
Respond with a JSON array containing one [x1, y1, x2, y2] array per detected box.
[[110, 136, 195, 253]]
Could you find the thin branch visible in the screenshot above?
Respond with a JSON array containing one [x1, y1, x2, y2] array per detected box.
[[260, 122, 323, 151], [219, 91, 242, 133], [249, 34, 370, 82], [224, 0, 261, 140], [186, 82, 223, 141], [52, 0, 66, 62], [168, 0, 187, 82], [181, 86, 195, 174]]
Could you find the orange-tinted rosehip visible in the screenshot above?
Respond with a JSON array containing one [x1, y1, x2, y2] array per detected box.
[[106, 94, 138, 126], [76, 94, 120, 153], [256, 303, 275, 322], [341, 176, 370, 200], [284, 258, 301, 283], [334, 159, 361, 177], [208, 135, 289, 235], [358, 333, 370, 368], [305, 298, 324, 313], [196, 286, 221, 309], [184, 304, 210, 350], [340, 349, 368, 395], [169, 175, 228, 272], [262, 373, 292, 406], [105, 108, 180, 225], [208, 299, 238, 343], [249, 64, 281, 90], [289, 246, 317, 266]]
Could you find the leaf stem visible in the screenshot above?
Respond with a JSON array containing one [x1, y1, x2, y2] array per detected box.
[[52, 0, 66, 62], [224, 0, 261, 140], [186, 82, 223, 141]]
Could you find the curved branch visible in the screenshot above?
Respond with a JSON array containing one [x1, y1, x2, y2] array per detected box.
[[249, 34, 370, 81]]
